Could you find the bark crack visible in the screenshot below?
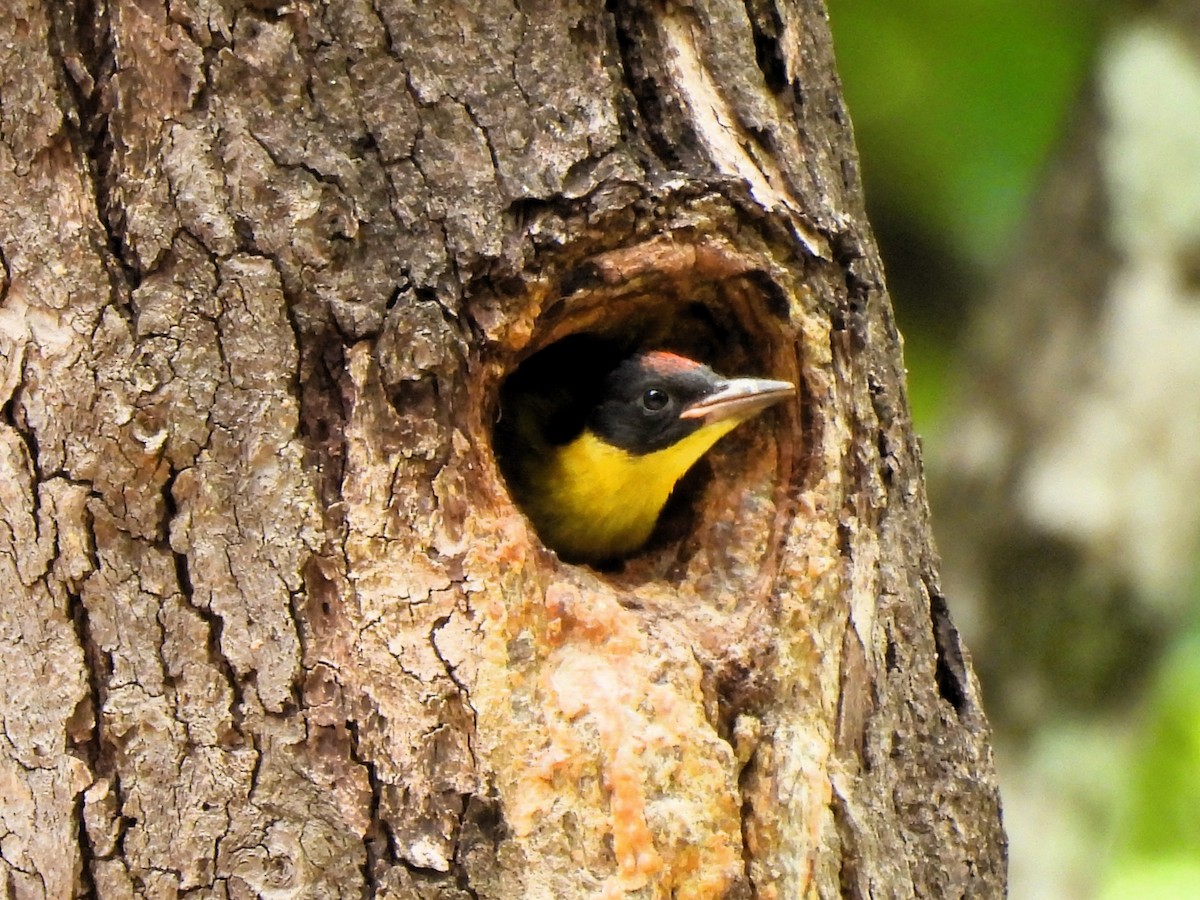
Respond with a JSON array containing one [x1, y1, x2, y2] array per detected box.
[[742, 0, 788, 94], [430, 612, 478, 770], [605, 0, 679, 171], [0, 243, 10, 306], [736, 737, 760, 898], [346, 717, 391, 891], [461, 101, 504, 201], [59, 0, 148, 287], [402, 139, 458, 291], [926, 579, 969, 717], [163, 466, 246, 734], [67, 576, 105, 742]]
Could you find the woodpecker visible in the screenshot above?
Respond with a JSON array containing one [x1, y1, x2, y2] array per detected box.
[[497, 341, 793, 563]]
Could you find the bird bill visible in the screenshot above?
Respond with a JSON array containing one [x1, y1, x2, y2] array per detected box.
[[678, 377, 794, 423]]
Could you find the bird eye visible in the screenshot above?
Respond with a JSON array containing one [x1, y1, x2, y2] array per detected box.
[[642, 388, 670, 411]]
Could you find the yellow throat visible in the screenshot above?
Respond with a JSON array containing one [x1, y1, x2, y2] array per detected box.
[[523, 417, 744, 562]]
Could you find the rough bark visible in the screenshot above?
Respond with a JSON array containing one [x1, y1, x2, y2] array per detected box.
[[0, 1, 1003, 897]]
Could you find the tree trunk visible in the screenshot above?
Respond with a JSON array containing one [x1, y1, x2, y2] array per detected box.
[[0, 1, 1004, 897]]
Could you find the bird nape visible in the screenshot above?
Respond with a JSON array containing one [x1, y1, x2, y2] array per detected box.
[[496, 339, 793, 564]]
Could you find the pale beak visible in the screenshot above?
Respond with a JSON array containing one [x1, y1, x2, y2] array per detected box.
[[679, 377, 795, 423]]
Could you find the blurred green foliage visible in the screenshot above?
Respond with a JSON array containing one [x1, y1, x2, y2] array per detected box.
[[830, 0, 1108, 439], [1099, 625, 1200, 897], [826, 1, 1107, 435], [827, 0, 1104, 266]]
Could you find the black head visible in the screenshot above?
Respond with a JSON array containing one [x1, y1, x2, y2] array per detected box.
[[588, 352, 725, 455]]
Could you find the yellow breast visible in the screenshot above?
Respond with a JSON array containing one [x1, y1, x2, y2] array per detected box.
[[524, 421, 742, 561]]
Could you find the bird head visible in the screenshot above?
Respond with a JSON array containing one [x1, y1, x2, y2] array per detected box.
[[587, 351, 794, 456], [496, 341, 793, 563]]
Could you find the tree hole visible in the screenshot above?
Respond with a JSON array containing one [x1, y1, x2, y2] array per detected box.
[[489, 251, 801, 573]]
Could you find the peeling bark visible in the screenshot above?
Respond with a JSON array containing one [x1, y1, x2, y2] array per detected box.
[[0, 1, 1003, 897]]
